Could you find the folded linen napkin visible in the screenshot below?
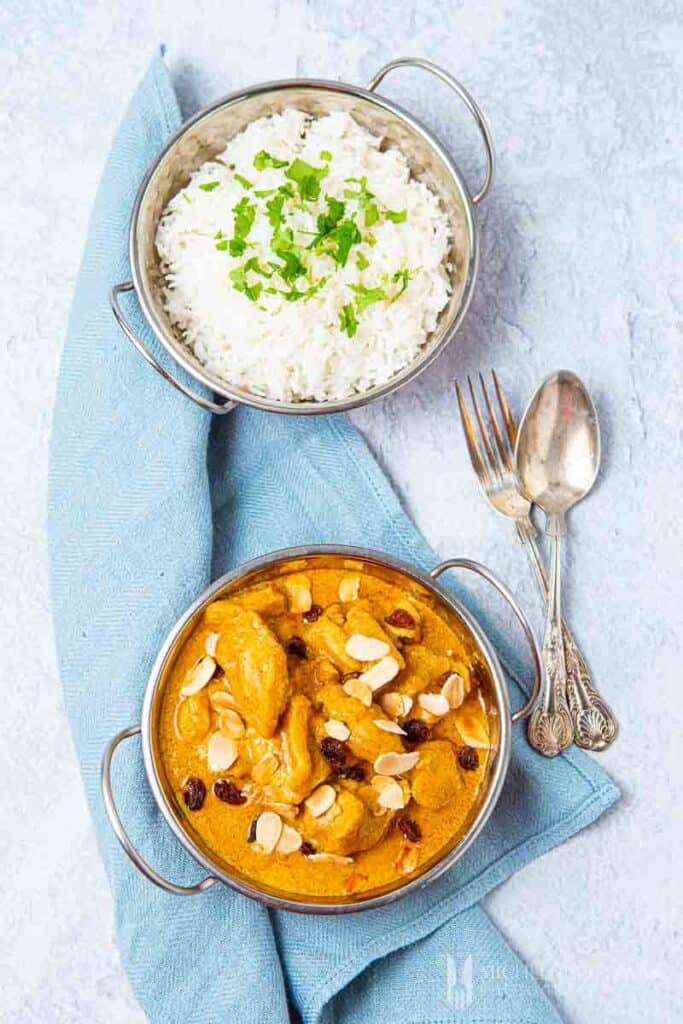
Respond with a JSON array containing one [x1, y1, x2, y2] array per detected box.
[[48, 50, 619, 1024]]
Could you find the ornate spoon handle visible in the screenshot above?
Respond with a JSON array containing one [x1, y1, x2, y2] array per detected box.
[[518, 522, 617, 752]]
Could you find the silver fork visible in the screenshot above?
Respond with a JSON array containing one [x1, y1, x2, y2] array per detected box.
[[456, 372, 617, 755]]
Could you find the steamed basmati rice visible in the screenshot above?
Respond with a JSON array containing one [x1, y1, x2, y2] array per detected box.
[[156, 110, 452, 403]]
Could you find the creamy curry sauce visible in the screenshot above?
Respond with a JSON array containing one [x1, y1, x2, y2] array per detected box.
[[159, 566, 493, 900]]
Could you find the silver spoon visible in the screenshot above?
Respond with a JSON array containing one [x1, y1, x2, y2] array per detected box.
[[515, 370, 617, 756]]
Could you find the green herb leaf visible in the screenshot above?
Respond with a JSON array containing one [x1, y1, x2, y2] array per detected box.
[[285, 158, 329, 201], [355, 252, 369, 271], [229, 238, 246, 257], [232, 197, 256, 239], [391, 266, 417, 301], [269, 249, 307, 284], [364, 232, 377, 247], [339, 303, 358, 337], [349, 282, 387, 312], [328, 220, 362, 267], [320, 149, 333, 161], [266, 193, 286, 229], [253, 150, 288, 171], [229, 265, 263, 302], [385, 209, 407, 223], [182, 192, 192, 203], [254, 188, 277, 197], [198, 181, 220, 192], [234, 173, 253, 190], [215, 239, 229, 251], [244, 257, 273, 278]]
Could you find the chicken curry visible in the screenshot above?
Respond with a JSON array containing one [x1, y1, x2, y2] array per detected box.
[[159, 563, 494, 901]]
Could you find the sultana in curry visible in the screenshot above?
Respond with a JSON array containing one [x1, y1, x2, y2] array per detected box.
[[159, 564, 493, 900]]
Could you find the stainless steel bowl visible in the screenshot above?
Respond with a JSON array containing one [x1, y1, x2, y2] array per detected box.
[[110, 58, 494, 415], [101, 546, 540, 914]]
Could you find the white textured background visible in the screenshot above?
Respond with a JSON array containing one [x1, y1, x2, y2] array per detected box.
[[1, 1, 681, 1021]]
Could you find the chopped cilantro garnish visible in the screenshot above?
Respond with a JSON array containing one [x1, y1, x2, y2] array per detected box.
[[198, 181, 220, 192], [266, 193, 286, 229], [364, 232, 377, 247], [391, 267, 415, 300], [214, 229, 223, 239], [344, 176, 379, 227], [328, 220, 362, 266], [243, 257, 272, 278], [232, 197, 256, 238], [270, 249, 307, 284], [308, 195, 346, 249], [339, 303, 358, 337], [215, 239, 229, 251], [182, 192, 192, 203], [234, 173, 253, 190], [320, 149, 332, 161], [253, 150, 288, 171], [285, 158, 330, 201], [349, 283, 387, 312], [229, 238, 246, 257], [355, 251, 369, 271], [229, 265, 263, 302], [385, 209, 407, 223], [254, 188, 277, 197]]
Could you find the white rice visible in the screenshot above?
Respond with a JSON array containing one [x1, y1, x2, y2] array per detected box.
[[155, 110, 452, 403]]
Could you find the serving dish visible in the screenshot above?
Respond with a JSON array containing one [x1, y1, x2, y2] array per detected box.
[[101, 546, 540, 914], [110, 57, 494, 415]]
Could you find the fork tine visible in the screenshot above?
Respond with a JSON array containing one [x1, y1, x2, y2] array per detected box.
[[467, 376, 502, 483], [492, 369, 518, 452], [479, 372, 512, 472], [455, 381, 492, 488]]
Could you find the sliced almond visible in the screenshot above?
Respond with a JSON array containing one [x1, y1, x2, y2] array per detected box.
[[252, 751, 280, 784], [359, 656, 400, 691], [265, 801, 300, 821], [254, 811, 283, 854], [343, 677, 373, 707], [304, 784, 337, 818], [373, 776, 408, 810], [441, 673, 465, 709], [374, 751, 420, 776], [324, 719, 351, 741], [380, 692, 413, 719], [345, 634, 390, 661], [306, 852, 354, 864], [338, 575, 361, 602], [276, 824, 303, 854], [373, 719, 407, 736], [283, 574, 312, 613], [478, 690, 487, 712], [457, 710, 490, 749], [181, 655, 216, 697], [418, 692, 450, 717], [207, 732, 239, 772], [396, 844, 419, 875], [218, 708, 246, 739], [205, 632, 219, 658], [208, 689, 237, 711]]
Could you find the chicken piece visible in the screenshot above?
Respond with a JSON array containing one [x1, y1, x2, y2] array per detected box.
[[231, 583, 287, 617], [275, 694, 331, 803], [174, 692, 210, 743], [399, 644, 453, 698], [303, 787, 392, 856], [317, 684, 403, 762], [209, 601, 290, 738], [410, 740, 461, 810], [344, 601, 405, 668], [305, 611, 360, 673]]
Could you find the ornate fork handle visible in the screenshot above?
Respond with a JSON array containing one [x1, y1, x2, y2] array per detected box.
[[518, 520, 618, 752]]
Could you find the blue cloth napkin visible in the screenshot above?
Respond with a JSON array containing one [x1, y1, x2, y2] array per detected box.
[[48, 50, 619, 1024]]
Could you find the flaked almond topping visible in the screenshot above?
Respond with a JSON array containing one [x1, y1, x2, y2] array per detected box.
[[343, 677, 373, 707], [325, 719, 351, 741], [181, 655, 216, 696], [456, 711, 490, 749], [441, 672, 465, 709], [478, 690, 487, 712], [338, 575, 361, 603], [374, 751, 420, 776], [283, 574, 312, 613], [218, 708, 246, 739], [205, 632, 220, 658], [254, 811, 283, 854], [373, 776, 408, 810], [359, 656, 400, 691], [418, 692, 450, 717], [396, 843, 420, 875], [380, 691, 413, 719], [306, 852, 354, 864], [345, 634, 390, 661], [276, 823, 303, 854], [252, 751, 280, 784], [208, 689, 237, 711], [305, 784, 337, 818], [207, 732, 239, 772], [373, 719, 407, 736], [264, 801, 300, 820]]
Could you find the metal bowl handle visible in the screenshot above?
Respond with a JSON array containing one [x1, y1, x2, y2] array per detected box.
[[110, 282, 236, 415], [429, 558, 541, 722], [367, 57, 494, 205], [101, 724, 219, 895]]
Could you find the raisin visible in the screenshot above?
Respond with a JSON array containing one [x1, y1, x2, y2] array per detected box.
[[402, 718, 432, 747], [246, 818, 258, 843], [330, 763, 365, 782], [300, 841, 316, 857], [302, 604, 323, 623], [182, 777, 206, 811], [213, 779, 247, 805], [287, 636, 307, 659], [212, 663, 225, 680], [320, 736, 347, 765], [396, 816, 422, 843], [384, 608, 416, 629], [458, 746, 480, 771]]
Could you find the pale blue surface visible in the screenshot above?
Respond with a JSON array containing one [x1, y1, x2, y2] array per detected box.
[[48, 52, 618, 1024]]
